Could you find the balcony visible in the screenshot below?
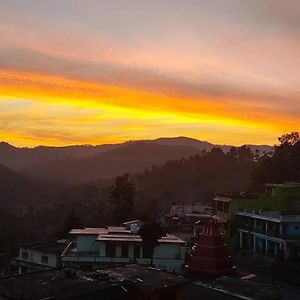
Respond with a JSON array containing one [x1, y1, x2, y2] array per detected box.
[[280, 234, 300, 240], [61, 254, 131, 264], [253, 227, 266, 234]]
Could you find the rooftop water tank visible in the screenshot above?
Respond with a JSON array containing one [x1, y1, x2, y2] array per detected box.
[[130, 223, 138, 234]]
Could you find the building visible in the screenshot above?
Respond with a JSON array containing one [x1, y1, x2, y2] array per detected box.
[[164, 203, 213, 226], [61, 225, 186, 273], [236, 210, 300, 259], [213, 182, 300, 236], [186, 221, 235, 276], [167, 203, 213, 218], [13, 240, 69, 274], [213, 193, 259, 232], [163, 203, 214, 245], [262, 182, 300, 210], [0, 264, 188, 300]]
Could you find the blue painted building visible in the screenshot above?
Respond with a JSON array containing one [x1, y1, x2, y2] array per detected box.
[[236, 210, 300, 259]]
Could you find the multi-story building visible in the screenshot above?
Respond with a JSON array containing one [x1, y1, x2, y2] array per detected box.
[[167, 203, 213, 218], [236, 210, 300, 259], [213, 182, 300, 235], [61, 225, 186, 273], [13, 240, 68, 274]]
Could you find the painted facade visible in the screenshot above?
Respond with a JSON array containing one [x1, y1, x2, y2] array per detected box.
[[61, 226, 186, 273], [214, 182, 300, 232], [236, 210, 300, 259], [14, 240, 68, 274]]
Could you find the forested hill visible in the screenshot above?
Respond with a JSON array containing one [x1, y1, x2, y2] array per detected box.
[[133, 146, 256, 212], [0, 137, 273, 171], [22, 142, 202, 184], [0, 163, 64, 207]]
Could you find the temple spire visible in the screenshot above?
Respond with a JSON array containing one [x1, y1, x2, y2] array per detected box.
[[186, 221, 235, 277]]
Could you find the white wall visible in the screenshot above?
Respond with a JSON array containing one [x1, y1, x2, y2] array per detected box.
[[19, 247, 58, 268], [153, 244, 184, 259], [76, 235, 99, 252], [70, 236, 186, 273]]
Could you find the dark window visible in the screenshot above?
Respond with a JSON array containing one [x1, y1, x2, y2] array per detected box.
[[121, 245, 129, 257], [174, 253, 181, 260], [216, 201, 222, 211], [295, 226, 300, 230], [134, 245, 140, 258], [21, 251, 29, 260], [41, 255, 49, 264], [224, 203, 229, 213], [143, 246, 153, 258], [106, 244, 116, 257]]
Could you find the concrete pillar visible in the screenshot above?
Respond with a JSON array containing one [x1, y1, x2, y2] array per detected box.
[[279, 223, 283, 238], [283, 241, 288, 260], [116, 245, 121, 257], [140, 246, 143, 258], [265, 221, 268, 254], [128, 245, 134, 261], [239, 231, 243, 249]]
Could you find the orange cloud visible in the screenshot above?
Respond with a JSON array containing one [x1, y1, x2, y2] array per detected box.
[[0, 69, 298, 147]]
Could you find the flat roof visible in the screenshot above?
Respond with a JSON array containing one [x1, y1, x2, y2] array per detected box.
[[70, 227, 131, 235], [19, 241, 68, 255], [97, 233, 185, 244], [70, 227, 108, 235], [214, 196, 231, 203], [236, 210, 281, 222], [71, 227, 185, 244], [97, 234, 142, 242], [266, 182, 300, 188]]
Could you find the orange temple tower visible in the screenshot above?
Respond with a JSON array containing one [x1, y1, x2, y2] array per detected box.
[[186, 221, 235, 276]]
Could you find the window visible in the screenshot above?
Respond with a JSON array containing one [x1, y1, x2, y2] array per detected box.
[[224, 203, 229, 214], [121, 245, 129, 258], [216, 201, 222, 212], [295, 225, 300, 230], [41, 255, 49, 264], [21, 251, 29, 260], [106, 244, 116, 257]]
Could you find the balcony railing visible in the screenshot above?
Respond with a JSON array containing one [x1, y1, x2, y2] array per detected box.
[[280, 234, 300, 240], [61, 255, 131, 263], [238, 228, 300, 241]]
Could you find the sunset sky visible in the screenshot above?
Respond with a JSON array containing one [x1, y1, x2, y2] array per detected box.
[[1, 0, 300, 147]]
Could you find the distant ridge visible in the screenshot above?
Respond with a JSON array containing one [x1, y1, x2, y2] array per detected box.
[[0, 137, 273, 184]]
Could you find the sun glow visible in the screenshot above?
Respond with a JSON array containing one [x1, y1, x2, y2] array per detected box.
[[0, 69, 296, 147]]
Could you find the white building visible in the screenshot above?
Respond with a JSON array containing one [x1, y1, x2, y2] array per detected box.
[[13, 240, 68, 274], [61, 226, 186, 273], [168, 203, 213, 218]]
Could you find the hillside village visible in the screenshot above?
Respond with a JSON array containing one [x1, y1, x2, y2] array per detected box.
[[0, 133, 300, 299], [1, 182, 299, 299]]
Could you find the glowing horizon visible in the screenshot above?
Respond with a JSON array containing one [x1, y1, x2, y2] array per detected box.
[[1, 1, 300, 147]]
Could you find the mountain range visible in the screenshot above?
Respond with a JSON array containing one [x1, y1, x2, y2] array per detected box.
[[0, 137, 273, 184]]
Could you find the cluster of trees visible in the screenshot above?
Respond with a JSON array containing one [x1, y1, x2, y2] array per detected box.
[[134, 145, 256, 213], [252, 132, 300, 187]]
